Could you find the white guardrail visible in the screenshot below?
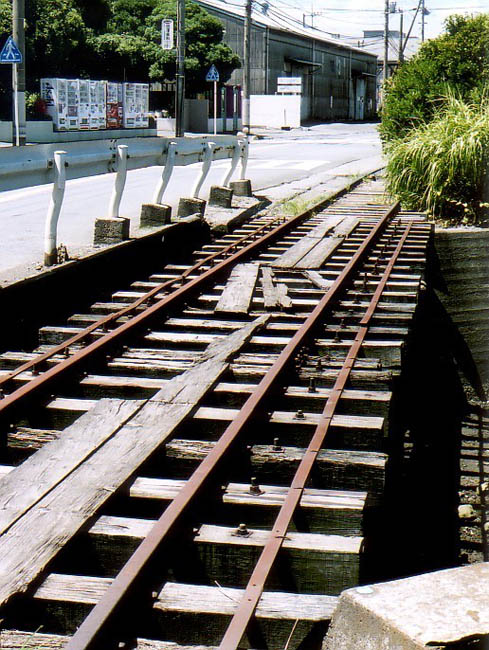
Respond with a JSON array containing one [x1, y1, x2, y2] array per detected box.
[[0, 134, 248, 265]]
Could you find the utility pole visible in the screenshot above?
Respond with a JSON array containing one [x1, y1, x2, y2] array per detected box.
[[400, 0, 421, 58], [383, 0, 389, 93], [399, 10, 404, 63], [242, 0, 252, 133], [12, 0, 26, 145], [175, 0, 185, 137], [421, 0, 426, 42]]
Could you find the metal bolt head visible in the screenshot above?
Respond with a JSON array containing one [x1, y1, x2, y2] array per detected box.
[[249, 477, 263, 495], [235, 522, 252, 537], [308, 377, 317, 393], [273, 437, 282, 451], [295, 409, 305, 420]]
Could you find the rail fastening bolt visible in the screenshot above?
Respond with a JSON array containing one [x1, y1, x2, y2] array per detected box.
[[308, 377, 317, 393], [236, 523, 251, 537], [249, 477, 263, 495], [273, 437, 282, 451]]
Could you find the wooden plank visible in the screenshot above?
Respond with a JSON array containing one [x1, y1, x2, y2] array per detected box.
[[165, 439, 386, 501], [215, 263, 260, 314], [223, 482, 366, 535], [86, 518, 362, 594], [294, 216, 359, 270], [153, 582, 337, 649], [0, 631, 213, 650], [271, 216, 344, 268], [0, 398, 144, 536], [31, 575, 336, 649], [194, 524, 362, 594], [0, 630, 70, 649], [260, 267, 292, 310], [126, 476, 365, 535], [302, 270, 333, 290], [0, 315, 269, 608]]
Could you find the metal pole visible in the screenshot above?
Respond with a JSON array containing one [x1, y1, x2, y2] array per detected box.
[[401, 0, 421, 58], [12, 63, 19, 146], [12, 0, 26, 145], [383, 0, 389, 93], [213, 80, 217, 135], [421, 0, 426, 42], [175, 0, 185, 137], [242, 0, 252, 132], [399, 11, 404, 63]]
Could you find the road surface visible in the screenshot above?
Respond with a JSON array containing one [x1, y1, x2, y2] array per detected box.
[[0, 122, 381, 282]]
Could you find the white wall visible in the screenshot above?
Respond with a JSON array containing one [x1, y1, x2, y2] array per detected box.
[[250, 95, 301, 129]]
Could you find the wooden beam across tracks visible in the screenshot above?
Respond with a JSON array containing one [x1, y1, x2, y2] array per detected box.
[[0, 177, 432, 650]]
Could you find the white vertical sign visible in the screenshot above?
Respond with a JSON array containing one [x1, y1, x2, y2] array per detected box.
[[161, 19, 174, 50]]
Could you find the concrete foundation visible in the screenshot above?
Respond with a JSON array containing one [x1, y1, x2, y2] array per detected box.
[[178, 197, 206, 218], [230, 179, 253, 197], [93, 217, 130, 244], [324, 563, 489, 649], [140, 203, 172, 227], [434, 228, 489, 389], [208, 186, 233, 208]]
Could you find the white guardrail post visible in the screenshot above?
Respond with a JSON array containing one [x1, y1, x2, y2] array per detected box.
[[239, 134, 249, 180], [192, 141, 215, 199], [153, 141, 177, 204], [220, 141, 241, 188], [44, 150, 67, 267], [107, 145, 128, 218]]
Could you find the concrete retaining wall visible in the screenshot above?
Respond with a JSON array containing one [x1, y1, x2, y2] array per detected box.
[[0, 216, 210, 351], [433, 229, 489, 388]]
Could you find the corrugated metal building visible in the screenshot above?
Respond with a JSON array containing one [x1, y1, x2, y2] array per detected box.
[[195, 0, 378, 121]]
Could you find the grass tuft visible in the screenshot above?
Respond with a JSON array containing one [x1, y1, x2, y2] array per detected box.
[[385, 92, 489, 225]]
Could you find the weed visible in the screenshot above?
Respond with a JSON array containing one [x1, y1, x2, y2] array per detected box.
[[385, 91, 489, 225]]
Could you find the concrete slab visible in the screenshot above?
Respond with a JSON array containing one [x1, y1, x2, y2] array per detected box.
[[204, 196, 263, 234], [323, 562, 489, 649]]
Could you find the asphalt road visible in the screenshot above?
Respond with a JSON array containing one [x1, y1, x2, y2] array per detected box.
[[0, 122, 381, 278]]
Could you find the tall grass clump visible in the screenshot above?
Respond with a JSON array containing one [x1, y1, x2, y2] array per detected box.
[[385, 94, 489, 224]]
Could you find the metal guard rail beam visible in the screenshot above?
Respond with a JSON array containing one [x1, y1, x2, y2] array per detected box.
[[0, 135, 242, 192]]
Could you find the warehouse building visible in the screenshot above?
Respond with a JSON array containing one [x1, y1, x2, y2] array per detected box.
[[195, 0, 378, 122]]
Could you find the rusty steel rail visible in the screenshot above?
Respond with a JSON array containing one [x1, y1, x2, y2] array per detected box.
[[1, 210, 325, 421], [0, 214, 285, 391], [218, 221, 413, 649], [65, 201, 400, 650]]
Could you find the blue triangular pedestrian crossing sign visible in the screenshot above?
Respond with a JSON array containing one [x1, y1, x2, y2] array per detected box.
[[0, 36, 22, 63], [206, 64, 219, 82]]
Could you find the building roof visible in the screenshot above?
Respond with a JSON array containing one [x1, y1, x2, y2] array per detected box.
[[195, 0, 378, 59], [340, 31, 420, 63]]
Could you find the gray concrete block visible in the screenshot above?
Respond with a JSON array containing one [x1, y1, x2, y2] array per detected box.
[[178, 197, 206, 218], [230, 179, 253, 197], [323, 563, 489, 649], [208, 185, 233, 208], [140, 203, 172, 227], [93, 217, 130, 245]]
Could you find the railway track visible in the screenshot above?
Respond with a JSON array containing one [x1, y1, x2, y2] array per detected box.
[[0, 177, 431, 649]]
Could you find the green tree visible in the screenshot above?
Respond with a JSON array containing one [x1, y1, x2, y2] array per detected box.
[[380, 13, 489, 142], [144, 1, 240, 92]]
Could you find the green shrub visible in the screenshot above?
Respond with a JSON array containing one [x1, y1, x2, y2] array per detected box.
[[380, 13, 489, 144], [385, 94, 489, 225]]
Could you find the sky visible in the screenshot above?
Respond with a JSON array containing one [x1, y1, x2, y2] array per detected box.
[[271, 0, 489, 41]]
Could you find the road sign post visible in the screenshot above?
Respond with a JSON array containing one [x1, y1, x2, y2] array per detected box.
[[0, 35, 23, 146], [206, 65, 219, 135]]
